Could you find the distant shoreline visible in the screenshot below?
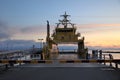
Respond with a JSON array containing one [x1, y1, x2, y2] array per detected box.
[[102, 51, 120, 53]]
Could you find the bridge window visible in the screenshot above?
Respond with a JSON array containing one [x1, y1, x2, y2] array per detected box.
[[56, 29, 73, 32]]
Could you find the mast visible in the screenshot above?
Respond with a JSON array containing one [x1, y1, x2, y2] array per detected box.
[[60, 12, 70, 28], [57, 12, 75, 28], [47, 20, 50, 41]]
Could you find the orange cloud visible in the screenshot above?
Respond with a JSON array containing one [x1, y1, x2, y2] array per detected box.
[[8, 23, 120, 49], [77, 23, 120, 28], [75, 24, 120, 48], [84, 30, 120, 48]]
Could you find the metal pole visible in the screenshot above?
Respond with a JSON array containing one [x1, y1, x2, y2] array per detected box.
[[38, 39, 43, 49], [99, 50, 102, 60], [38, 39, 43, 60], [109, 54, 112, 67], [104, 55, 106, 65], [115, 63, 118, 68]]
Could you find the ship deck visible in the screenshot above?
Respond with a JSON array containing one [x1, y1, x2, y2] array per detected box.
[[0, 63, 120, 80]]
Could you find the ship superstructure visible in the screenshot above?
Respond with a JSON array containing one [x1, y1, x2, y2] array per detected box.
[[45, 12, 88, 59]]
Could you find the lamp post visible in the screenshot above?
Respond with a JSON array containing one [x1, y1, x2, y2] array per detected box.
[[38, 39, 43, 49], [38, 39, 44, 60]]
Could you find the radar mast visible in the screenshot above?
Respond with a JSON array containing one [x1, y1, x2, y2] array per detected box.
[[57, 12, 74, 28]]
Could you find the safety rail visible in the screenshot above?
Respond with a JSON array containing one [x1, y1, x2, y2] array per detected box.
[[91, 50, 119, 68], [59, 59, 120, 63], [0, 59, 120, 68], [0, 60, 53, 64], [0, 59, 119, 63], [60, 59, 120, 68], [0, 60, 53, 70], [102, 54, 113, 66]]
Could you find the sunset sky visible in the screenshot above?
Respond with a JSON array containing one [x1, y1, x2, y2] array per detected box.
[[0, 0, 120, 50]]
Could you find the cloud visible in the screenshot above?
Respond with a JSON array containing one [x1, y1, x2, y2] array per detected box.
[[20, 25, 46, 34], [0, 33, 10, 39], [14, 25, 47, 41], [0, 20, 120, 50], [0, 39, 40, 50], [0, 20, 47, 41], [3, 39, 35, 45], [76, 23, 120, 34], [77, 23, 120, 29], [0, 21, 11, 40], [87, 46, 120, 50]]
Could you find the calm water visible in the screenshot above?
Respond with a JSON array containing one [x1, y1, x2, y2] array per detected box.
[[106, 53, 120, 59], [58, 45, 120, 59]]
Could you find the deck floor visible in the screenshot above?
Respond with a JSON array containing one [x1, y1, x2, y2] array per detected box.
[[0, 63, 120, 80]]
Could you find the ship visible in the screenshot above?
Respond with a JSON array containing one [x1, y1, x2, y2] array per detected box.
[[43, 12, 88, 59]]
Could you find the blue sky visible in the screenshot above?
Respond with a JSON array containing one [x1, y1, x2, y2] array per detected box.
[[0, 0, 120, 49], [0, 0, 120, 26]]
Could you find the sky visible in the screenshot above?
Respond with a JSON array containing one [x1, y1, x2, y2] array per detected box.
[[0, 0, 120, 50]]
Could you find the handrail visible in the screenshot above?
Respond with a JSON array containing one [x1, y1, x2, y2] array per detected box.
[[0, 59, 119, 63]]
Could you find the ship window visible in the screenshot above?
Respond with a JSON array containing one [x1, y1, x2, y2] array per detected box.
[[57, 29, 73, 32]]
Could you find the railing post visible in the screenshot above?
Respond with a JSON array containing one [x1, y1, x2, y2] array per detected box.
[[25, 54, 27, 60], [99, 50, 102, 60], [19, 54, 22, 66], [109, 54, 113, 67], [115, 63, 118, 68], [5, 64, 8, 69], [86, 52, 89, 60], [109, 62, 112, 67], [103, 55, 106, 65]]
